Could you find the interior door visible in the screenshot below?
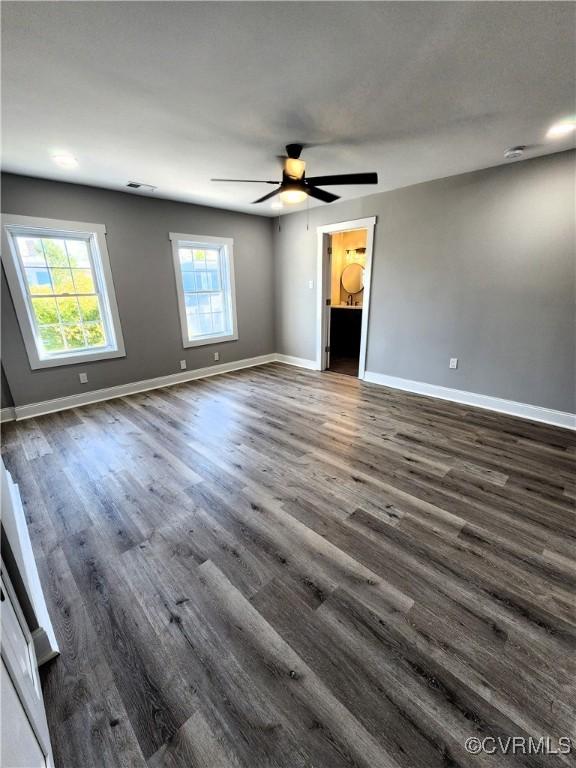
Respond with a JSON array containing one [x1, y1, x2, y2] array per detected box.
[[1, 568, 54, 768], [323, 235, 333, 370]]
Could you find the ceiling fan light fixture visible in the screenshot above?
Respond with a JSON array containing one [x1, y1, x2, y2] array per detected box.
[[279, 188, 308, 204], [212, 143, 378, 206], [284, 157, 305, 180]]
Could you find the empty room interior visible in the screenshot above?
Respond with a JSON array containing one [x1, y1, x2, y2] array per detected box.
[[1, 2, 575, 767]]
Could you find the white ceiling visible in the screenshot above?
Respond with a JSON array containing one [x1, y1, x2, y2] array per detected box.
[[2, 2, 574, 216]]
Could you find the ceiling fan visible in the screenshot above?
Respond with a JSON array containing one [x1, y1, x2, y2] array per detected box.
[[211, 144, 378, 205]]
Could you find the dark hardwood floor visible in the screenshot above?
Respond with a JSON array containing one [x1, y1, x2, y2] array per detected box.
[[2, 363, 575, 768]]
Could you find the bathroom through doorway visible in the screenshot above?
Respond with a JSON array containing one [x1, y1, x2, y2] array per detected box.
[[316, 217, 376, 379]]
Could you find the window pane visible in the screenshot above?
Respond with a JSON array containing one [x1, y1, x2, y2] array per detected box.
[[50, 268, 75, 294], [200, 273, 212, 291], [57, 297, 81, 323], [182, 272, 196, 292], [78, 295, 101, 322], [72, 269, 95, 293], [199, 314, 213, 334], [84, 322, 106, 347], [193, 249, 206, 267], [43, 238, 69, 268], [66, 240, 90, 268], [5, 221, 123, 364], [208, 271, 221, 290], [187, 315, 201, 338], [197, 295, 211, 313], [205, 250, 219, 269], [17, 238, 45, 267], [32, 297, 59, 325], [175, 239, 234, 344], [185, 294, 198, 313], [179, 248, 194, 270], [25, 267, 53, 294], [210, 294, 223, 313], [62, 324, 86, 349], [39, 325, 65, 352]]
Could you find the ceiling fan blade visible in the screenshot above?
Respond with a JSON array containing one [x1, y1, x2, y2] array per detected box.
[[306, 186, 340, 203], [211, 178, 278, 184], [305, 172, 378, 186], [252, 188, 281, 204]]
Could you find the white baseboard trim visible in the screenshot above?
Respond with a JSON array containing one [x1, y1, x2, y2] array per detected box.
[[1, 407, 15, 423], [363, 371, 576, 430], [9, 356, 571, 430], [13, 354, 277, 421], [274, 354, 319, 370]]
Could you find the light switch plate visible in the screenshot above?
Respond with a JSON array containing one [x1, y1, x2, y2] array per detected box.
[[79, 372, 88, 384], [449, 358, 458, 369], [180, 360, 187, 370], [214, 352, 220, 361]]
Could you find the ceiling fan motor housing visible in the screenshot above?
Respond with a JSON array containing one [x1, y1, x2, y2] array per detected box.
[[286, 143, 303, 159]]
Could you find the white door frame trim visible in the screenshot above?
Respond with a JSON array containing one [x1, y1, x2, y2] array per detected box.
[[316, 216, 377, 378]]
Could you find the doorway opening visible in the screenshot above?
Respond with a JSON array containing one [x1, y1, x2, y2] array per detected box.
[[316, 217, 376, 379]]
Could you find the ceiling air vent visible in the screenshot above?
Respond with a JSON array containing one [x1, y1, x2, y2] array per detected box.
[[503, 146, 525, 160], [126, 181, 157, 192]]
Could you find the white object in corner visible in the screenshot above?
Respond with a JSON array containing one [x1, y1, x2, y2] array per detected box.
[[363, 371, 576, 430], [1, 461, 59, 664], [1, 566, 55, 767]]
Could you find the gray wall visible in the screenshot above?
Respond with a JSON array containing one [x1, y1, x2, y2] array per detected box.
[[1, 175, 275, 406], [1, 365, 13, 408], [3, 152, 574, 414], [274, 150, 575, 413]]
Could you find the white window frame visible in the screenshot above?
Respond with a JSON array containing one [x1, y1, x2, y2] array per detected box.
[[169, 232, 238, 348], [1, 214, 126, 369]]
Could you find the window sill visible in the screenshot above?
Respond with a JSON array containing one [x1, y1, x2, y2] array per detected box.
[[30, 347, 126, 370], [182, 332, 238, 349]]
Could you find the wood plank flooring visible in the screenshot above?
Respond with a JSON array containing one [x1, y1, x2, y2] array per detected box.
[[2, 363, 575, 768]]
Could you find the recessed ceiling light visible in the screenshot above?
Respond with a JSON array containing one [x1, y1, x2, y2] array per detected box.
[[504, 146, 525, 160], [547, 117, 576, 139], [51, 152, 78, 169]]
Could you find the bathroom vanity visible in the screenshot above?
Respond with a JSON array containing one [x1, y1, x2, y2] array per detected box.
[[330, 305, 362, 361]]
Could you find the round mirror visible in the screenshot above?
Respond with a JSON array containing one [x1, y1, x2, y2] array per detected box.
[[341, 263, 364, 294]]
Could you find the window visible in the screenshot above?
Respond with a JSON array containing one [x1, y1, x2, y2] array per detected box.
[[2, 215, 125, 369], [170, 233, 238, 347]]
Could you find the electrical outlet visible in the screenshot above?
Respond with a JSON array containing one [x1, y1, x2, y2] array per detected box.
[[214, 352, 220, 362], [449, 358, 458, 369], [308, 280, 314, 289], [79, 372, 88, 384], [180, 360, 187, 370]]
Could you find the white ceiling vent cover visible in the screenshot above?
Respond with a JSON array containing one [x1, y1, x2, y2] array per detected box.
[[126, 181, 157, 192]]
